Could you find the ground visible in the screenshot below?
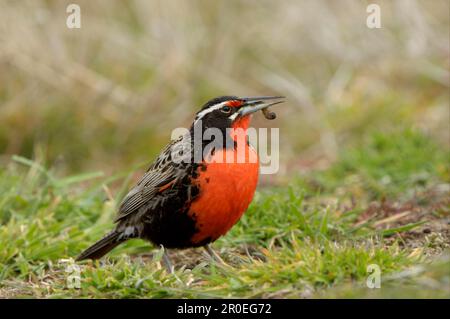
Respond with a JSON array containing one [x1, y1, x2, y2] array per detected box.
[[0, 129, 448, 298]]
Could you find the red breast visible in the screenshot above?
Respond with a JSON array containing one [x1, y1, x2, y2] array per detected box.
[[188, 115, 259, 244]]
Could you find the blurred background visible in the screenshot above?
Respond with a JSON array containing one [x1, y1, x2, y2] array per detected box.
[[0, 0, 448, 181]]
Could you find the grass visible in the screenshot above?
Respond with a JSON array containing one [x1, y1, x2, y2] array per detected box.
[[0, 129, 448, 298], [317, 255, 450, 298], [310, 128, 449, 200]]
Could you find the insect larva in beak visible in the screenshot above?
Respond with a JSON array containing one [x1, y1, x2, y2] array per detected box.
[[262, 107, 276, 120]]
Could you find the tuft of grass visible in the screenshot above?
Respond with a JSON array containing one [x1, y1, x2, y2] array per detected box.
[[316, 254, 450, 299], [309, 129, 449, 200]]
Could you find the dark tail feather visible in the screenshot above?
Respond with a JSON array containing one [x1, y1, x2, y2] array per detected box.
[[76, 231, 125, 261]]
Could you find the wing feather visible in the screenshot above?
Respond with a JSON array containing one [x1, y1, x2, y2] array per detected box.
[[114, 134, 191, 222]]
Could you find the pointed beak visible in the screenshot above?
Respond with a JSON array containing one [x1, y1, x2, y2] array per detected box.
[[238, 96, 285, 117]]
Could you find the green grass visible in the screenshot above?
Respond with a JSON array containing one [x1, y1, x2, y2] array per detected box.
[[0, 129, 448, 298], [316, 255, 450, 298], [306, 129, 449, 201]]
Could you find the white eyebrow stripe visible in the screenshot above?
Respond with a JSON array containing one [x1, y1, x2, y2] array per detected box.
[[194, 101, 228, 124], [229, 112, 239, 121]]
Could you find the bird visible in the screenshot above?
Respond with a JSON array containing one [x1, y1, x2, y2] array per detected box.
[[76, 95, 285, 270]]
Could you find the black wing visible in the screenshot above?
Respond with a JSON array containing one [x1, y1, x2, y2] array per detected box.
[[114, 133, 192, 222]]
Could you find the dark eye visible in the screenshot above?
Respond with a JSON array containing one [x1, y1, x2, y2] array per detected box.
[[221, 106, 232, 113]]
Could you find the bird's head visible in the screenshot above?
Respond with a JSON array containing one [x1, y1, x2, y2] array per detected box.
[[192, 95, 285, 132]]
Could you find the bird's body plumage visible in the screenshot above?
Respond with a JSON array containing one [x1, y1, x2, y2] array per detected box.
[[76, 95, 283, 262]]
